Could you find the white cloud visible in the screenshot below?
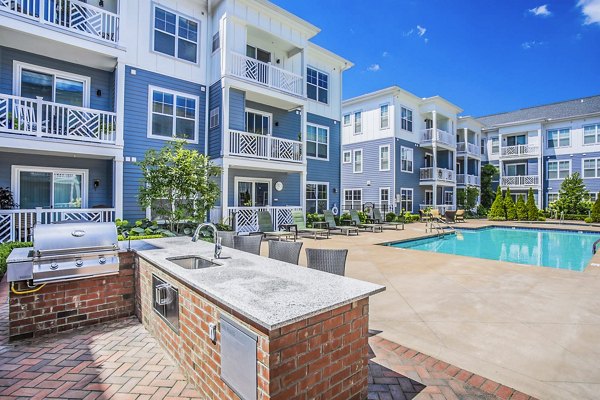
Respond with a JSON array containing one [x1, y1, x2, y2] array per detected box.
[[528, 4, 551, 17], [367, 64, 381, 72], [521, 40, 546, 49], [417, 25, 427, 36], [424, 38, 429, 44], [578, 0, 600, 25], [402, 29, 414, 37], [382, 51, 390, 57]]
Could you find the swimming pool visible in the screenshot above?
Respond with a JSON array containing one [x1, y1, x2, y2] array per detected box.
[[388, 227, 600, 271]]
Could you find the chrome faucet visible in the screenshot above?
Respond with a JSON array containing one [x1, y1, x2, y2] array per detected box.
[[191, 222, 222, 259]]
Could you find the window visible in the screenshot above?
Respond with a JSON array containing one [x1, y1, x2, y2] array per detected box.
[[307, 124, 329, 160], [401, 146, 413, 172], [235, 178, 271, 207], [491, 137, 499, 154], [547, 193, 559, 204], [379, 145, 390, 171], [343, 114, 351, 126], [379, 188, 390, 210], [354, 112, 362, 134], [401, 107, 413, 132], [400, 188, 413, 213], [13, 166, 87, 209], [16, 62, 89, 107], [583, 158, 600, 178], [212, 31, 220, 52], [209, 107, 219, 129], [342, 151, 351, 164], [380, 104, 389, 129], [306, 182, 328, 214], [444, 192, 453, 205], [307, 67, 328, 104], [481, 138, 486, 155], [343, 189, 362, 211], [547, 160, 570, 179], [149, 87, 198, 142], [424, 190, 433, 205], [584, 124, 600, 145], [547, 128, 570, 148], [506, 164, 526, 176], [153, 7, 199, 63], [591, 193, 598, 202], [245, 110, 271, 135], [353, 149, 363, 173], [506, 135, 526, 146]]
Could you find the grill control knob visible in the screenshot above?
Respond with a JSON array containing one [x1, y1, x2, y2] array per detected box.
[[99, 257, 106, 265], [75, 259, 84, 267], [50, 262, 59, 270]]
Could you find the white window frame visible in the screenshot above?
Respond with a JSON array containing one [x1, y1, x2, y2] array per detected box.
[[343, 114, 351, 126], [547, 128, 571, 149], [211, 31, 220, 53], [11, 165, 89, 209], [306, 123, 329, 161], [233, 177, 272, 207], [400, 106, 413, 132], [590, 192, 598, 202], [582, 158, 600, 178], [584, 124, 600, 145], [342, 150, 351, 164], [444, 191, 453, 205], [152, 5, 200, 64], [505, 163, 526, 177], [400, 146, 413, 173], [245, 108, 273, 135], [147, 85, 200, 144], [306, 66, 329, 105], [13, 61, 91, 107], [547, 193, 559, 204], [353, 111, 362, 134], [400, 188, 413, 213], [424, 190, 433, 205], [379, 145, 390, 171], [380, 103, 390, 130], [491, 137, 500, 155], [343, 188, 362, 211], [306, 181, 329, 214], [209, 107, 219, 129], [379, 187, 390, 209], [353, 149, 363, 173], [547, 160, 571, 180]]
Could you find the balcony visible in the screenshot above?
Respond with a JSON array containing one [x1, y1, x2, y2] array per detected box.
[[500, 144, 539, 159], [1, 0, 119, 44], [420, 128, 456, 148], [420, 167, 455, 184], [501, 175, 540, 188], [457, 174, 480, 186], [228, 130, 302, 163], [0, 94, 116, 144], [228, 52, 304, 97], [457, 141, 480, 157]]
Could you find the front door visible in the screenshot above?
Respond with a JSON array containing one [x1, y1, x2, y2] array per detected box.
[[424, 153, 433, 168], [425, 190, 433, 206], [236, 179, 271, 207]]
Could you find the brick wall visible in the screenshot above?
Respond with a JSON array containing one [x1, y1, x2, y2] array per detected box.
[[137, 257, 370, 400], [8, 252, 135, 341]]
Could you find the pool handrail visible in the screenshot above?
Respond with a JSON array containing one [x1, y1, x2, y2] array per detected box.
[[593, 238, 600, 255]]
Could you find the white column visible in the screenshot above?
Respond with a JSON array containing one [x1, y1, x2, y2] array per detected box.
[[222, 161, 229, 226], [432, 111, 438, 207], [537, 128, 543, 209], [301, 105, 307, 165], [222, 82, 230, 157], [114, 157, 124, 219], [300, 170, 307, 214], [114, 62, 126, 148]]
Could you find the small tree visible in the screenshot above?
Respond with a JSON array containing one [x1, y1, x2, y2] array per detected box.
[[488, 186, 506, 220], [553, 172, 589, 215], [591, 195, 600, 223], [138, 140, 221, 233], [526, 187, 539, 221], [516, 195, 528, 220], [480, 164, 498, 209], [504, 188, 517, 220], [0, 187, 16, 210]]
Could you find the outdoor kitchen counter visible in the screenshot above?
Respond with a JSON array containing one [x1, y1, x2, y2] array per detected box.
[[131, 236, 385, 331]]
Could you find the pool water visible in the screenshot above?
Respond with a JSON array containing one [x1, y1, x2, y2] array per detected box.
[[389, 227, 600, 271]]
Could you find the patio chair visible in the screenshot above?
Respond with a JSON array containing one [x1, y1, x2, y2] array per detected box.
[[348, 209, 383, 232], [268, 240, 303, 265], [305, 248, 348, 276], [217, 230, 236, 248], [373, 209, 404, 230], [255, 210, 296, 241], [233, 234, 262, 255], [455, 209, 466, 222], [324, 210, 359, 236], [291, 210, 329, 239], [444, 210, 457, 223], [419, 209, 432, 223], [430, 209, 444, 221]]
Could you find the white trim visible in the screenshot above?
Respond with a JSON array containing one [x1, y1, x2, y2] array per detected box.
[[353, 111, 362, 135], [147, 85, 200, 144], [400, 106, 413, 132], [380, 103, 390, 130], [342, 113, 351, 126], [424, 190, 433, 205], [306, 181, 329, 213], [400, 146, 414, 173], [353, 148, 363, 173], [546, 127, 571, 149], [505, 162, 527, 177], [244, 107, 273, 135], [306, 65, 329, 105], [11, 165, 89, 209], [342, 150, 351, 164], [343, 188, 362, 210], [233, 177, 272, 207], [379, 144, 391, 171], [13, 61, 91, 108], [400, 187, 414, 213], [306, 122, 330, 161], [583, 123, 600, 146], [151, 4, 201, 65], [582, 157, 600, 178], [209, 106, 220, 129], [379, 187, 391, 209], [547, 192, 559, 205], [547, 159, 571, 180]]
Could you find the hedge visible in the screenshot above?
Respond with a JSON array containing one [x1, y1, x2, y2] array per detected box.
[[0, 241, 32, 277]]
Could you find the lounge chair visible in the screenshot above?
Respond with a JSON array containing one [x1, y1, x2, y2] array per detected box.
[[373, 209, 404, 230], [456, 209, 465, 222], [306, 248, 348, 276], [291, 210, 329, 239], [255, 210, 296, 241], [444, 210, 456, 223], [324, 210, 359, 236], [348, 210, 383, 232], [419, 209, 432, 223], [430, 209, 443, 221]]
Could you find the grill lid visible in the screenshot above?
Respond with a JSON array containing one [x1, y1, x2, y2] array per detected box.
[[33, 222, 119, 256]]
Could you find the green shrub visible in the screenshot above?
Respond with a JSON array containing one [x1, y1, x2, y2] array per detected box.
[[117, 234, 164, 241], [0, 241, 32, 277], [538, 216, 546, 221], [306, 212, 324, 227], [591, 195, 600, 222], [516, 195, 528, 221], [504, 188, 517, 220], [561, 214, 588, 221], [488, 187, 506, 220], [585, 217, 593, 224], [476, 205, 488, 217], [385, 212, 396, 222], [526, 188, 539, 221]]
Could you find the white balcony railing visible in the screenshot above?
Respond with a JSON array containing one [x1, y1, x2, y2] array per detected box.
[[501, 175, 540, 187], [227, 206, 303, 233], [0, 0, 119, 43], [420, 167, 455, 183], [419, 204, 455, 214], [500, 144, 539, 158], [420, 128, 456, 147], [456, 174, 480, 186], [0, 207, 116, 243], [229, 52, 304, 97], [457, 141, 480, 156], [0, 94, 116, 144], [229, 130, 302, 163]]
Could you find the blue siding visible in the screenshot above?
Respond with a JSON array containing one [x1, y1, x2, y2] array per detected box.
[[544, 152, 600, 207], [227, 169, 301, 207], [123, 66, 206, 221], [244, 100, 301, 141], [0, 153, 113, 208], [0, 46, 114, 112], [208, 81, 222, 158], [308, 113, 341, 210], [228, 88, 245, 131], [395, 138, 422, 212]]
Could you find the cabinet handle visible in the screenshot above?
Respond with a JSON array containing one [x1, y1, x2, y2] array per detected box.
[[155, 283, 173, 306]]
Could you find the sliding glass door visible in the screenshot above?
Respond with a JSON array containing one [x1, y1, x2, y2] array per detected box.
[[16, 167, 87, 209]]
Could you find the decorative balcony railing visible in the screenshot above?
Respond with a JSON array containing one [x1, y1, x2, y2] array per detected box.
[[419, 204, 455, 214], [500, 144, 539, 158], [229, 52, 304, 97], [501, 175, 540, 187], [420, 128, 456, 147], [0, 94, 116, 144], [457, 141, 480, 156], [229, 130, 303, 163], [227, 206, 303, 233], [420, 167, 455, 183], [0, 0, 119, 43], [456, 174, 480, 186]]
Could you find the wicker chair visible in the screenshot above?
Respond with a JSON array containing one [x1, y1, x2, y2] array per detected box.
[[233, 234, 262, 255], [217, 231, 236, 248], [268, 240, 303, 265], [305, 248, 348, 276]]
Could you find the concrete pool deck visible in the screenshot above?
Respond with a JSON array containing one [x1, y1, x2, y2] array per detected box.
[[286, 219, 600, 400]]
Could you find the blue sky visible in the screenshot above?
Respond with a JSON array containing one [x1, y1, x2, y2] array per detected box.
[[271, 0, 600, 117]]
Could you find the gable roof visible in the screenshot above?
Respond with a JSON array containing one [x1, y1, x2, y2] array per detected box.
[[476, 95, 600, 128]]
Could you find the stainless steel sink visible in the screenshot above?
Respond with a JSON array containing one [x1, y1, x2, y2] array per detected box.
[[167, 256, 221, 270]]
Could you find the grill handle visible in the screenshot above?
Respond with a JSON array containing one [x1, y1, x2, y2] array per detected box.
[[155, 283, 174, 306]]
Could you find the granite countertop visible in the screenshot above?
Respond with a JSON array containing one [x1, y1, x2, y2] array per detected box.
[[132, 237, 385, 331]]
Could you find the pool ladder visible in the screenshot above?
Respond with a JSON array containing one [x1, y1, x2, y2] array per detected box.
[[426, 218, 455, 237]]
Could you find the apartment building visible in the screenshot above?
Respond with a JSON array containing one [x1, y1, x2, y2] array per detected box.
[[0, 0, 351, 240]]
